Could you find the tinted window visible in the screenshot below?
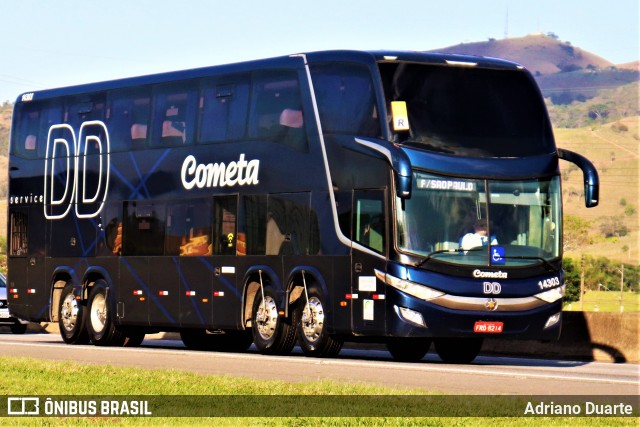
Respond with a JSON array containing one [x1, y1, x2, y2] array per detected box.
[[166, 199, 212, 256], [107, 89, 151, 150], [199, 77, 250, 143], [249, 71, 308, 151], [353, 189, 385, 254], [238, 195, 267, 256], [379, 63, 554, 157], [123, 201, 166, 256], [213, 196, 238, 255], [12, 102, 62, 159], [153, 83, 198, 146], [310, 63, 381, 138]]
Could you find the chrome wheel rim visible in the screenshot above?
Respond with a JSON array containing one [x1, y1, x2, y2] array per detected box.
[[60, 293, 79, 332], [90, 292, 107, 334], [255, 295, 278, 341], [301, 296, 324, 344]]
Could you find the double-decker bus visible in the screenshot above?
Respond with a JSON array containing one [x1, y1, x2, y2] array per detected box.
[[7, 50, 598, 363]]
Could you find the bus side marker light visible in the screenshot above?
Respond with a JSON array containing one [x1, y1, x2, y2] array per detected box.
[[340, 301, 347, 307], [139, 297, 145, 301], [13, 294, 19, 299], [202, 298, 209, 303]]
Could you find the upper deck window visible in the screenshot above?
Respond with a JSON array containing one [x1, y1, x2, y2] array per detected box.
[[249, 71, 308, 151], [107, 88, 151, 151], [12, 102, 62, 159], [199, 76, 250, 143], [310, 63, 381, 138], [153, 83, 198, 146], [379, 62, 554, 157]]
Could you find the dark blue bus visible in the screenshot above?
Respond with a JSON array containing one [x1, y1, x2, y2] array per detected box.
[[7, 50, 598, 362]]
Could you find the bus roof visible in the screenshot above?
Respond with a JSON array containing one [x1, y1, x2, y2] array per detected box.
[[15, 50, 524, 104]]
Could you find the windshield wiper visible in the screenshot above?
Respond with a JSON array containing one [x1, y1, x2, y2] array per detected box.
[[414, 247, 482, 269]]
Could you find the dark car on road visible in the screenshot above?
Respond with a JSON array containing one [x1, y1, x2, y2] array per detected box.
[[0, 273, 29, 334]]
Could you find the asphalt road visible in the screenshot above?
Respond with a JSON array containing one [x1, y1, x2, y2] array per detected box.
[[0, 332, 638, 395]]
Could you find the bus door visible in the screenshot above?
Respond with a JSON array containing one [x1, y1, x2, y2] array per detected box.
[[351, 189, 387, 334]]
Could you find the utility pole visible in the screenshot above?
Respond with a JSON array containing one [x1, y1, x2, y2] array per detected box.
[[620, 264, 624, 312], [580, 255, 585, 311]]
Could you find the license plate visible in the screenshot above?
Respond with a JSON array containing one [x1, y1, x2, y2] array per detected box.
[[474, 321, 503, 333], [0, 309, 10, 319]]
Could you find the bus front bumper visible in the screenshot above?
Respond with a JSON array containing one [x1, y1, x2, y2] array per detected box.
[[385, 286, 563, 341]]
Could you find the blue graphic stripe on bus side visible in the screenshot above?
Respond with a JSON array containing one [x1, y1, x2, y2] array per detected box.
[[128, 149, 171, 200], [110, 163, 140, 197], [120, 257, 176, 324], [196, 257, 241, 298], [172, 257, 205, 326], [128, 151, 149, 199]]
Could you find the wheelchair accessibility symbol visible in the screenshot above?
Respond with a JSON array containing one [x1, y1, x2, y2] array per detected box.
[[491, 246, 505, 265]]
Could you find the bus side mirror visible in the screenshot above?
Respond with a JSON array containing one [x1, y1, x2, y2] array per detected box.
[[557, 148, 599, 208], [355, 137, 412, 199]]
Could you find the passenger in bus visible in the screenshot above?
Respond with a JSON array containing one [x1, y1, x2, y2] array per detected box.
[[278, 108, 306, 151], [460, 219, 497, 250]]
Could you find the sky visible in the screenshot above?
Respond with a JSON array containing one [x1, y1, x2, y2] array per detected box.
[[1, 0, 638, 103]]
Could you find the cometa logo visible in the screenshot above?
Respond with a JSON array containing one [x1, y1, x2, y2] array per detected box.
[[180, 154, 260, 190], [472, 269, 508, 279]]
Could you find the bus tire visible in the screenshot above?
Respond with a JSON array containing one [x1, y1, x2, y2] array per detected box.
[[86, 280, 125, 346], [122, 332, 146, 347], [434, 337, 483, 364], [297, 287, 342, 357], [387, 338, 431, 362], [10, 323, 28, 334], [58, 284, 90, 344], [251, 286, 298, 355]]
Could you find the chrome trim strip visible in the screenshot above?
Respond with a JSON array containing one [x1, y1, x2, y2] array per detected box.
[[293, 53, 385, 260]]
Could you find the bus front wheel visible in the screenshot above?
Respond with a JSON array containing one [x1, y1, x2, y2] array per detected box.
[[434, 338, 483, 364], [387, 338, 431, 362], [251, 286, 297, 355], [58, 284, 90, 344]]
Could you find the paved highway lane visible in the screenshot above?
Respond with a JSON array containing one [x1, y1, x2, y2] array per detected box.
[[0, 333, 637, 395]]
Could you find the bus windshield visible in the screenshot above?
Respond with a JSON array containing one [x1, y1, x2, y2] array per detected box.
[[396, 172, 562, 267], [379, 62, 554, 157]]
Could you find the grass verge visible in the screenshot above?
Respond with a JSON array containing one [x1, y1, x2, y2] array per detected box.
[[0, 357, 636, 426]]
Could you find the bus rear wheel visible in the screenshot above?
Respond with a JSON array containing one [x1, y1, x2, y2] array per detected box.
[[434, 338, 483, 364], [297, 287, 342, 357], [387, 338, 431, 362], [86, 280, 125, 346], [58, 284, 90, 344], [251, 286, 297, 355]]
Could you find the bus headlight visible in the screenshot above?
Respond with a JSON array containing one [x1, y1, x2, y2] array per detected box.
[[534, 285, 566, 303], [379, 271, 444, 301]]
